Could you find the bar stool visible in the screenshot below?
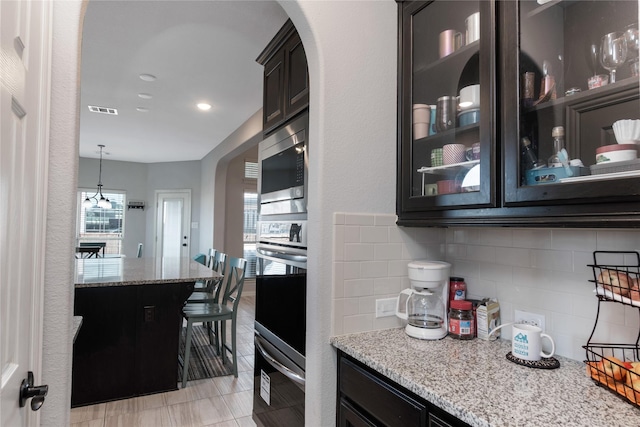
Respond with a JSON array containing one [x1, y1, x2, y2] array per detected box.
[[180, 257, 246, 388]]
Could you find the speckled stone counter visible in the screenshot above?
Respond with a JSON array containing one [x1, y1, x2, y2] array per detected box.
[[331, 328, 640, 427], [74, 257, 220, 287]]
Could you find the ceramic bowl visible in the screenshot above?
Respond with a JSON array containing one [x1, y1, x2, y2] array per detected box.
[[458, 108, 480, 127], [595, 143, 638, 164], [458, 84, 480, 111], [612, 119, 640, 144]]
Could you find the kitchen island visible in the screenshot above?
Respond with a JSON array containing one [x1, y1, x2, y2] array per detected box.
[[72, 257, 220, 407], [331, 328, 640, 427]]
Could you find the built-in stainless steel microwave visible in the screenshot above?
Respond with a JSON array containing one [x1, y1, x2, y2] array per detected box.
[[258, 113, 308, 217]]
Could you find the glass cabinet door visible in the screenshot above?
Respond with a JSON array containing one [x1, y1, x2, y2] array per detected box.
[[398, 0, 495, 213], [503, 0, 640, 205]]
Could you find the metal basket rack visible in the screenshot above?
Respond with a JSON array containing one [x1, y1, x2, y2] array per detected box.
[[584, 251, 640, 408]]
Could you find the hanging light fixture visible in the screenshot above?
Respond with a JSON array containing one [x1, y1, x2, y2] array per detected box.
[[83, 144, 111, 209]]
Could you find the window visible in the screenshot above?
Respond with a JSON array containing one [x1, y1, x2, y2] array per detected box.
[[243, 191, 257, 278], [77, 190, 125, 255], [244, 161, 258, 180]]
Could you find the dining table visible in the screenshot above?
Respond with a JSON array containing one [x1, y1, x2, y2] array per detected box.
[[75, 245, 103, 258], [71, 257, 221, 407]]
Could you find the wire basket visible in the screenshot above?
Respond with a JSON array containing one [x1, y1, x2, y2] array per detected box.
[[587, 251, 640, 308], [584, 344, 640, 408], [584, 251, 640, 408]]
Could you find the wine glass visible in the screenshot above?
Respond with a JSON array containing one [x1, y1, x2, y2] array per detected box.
[[624, 23, 639, 77], [624, 23, 639, 59], [601, 32, 628, 83]]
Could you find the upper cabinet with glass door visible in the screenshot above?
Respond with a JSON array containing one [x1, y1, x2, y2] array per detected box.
[[398, 0, 640, 227], [397, 0, 496, 217], [502, 0, 640, 214]]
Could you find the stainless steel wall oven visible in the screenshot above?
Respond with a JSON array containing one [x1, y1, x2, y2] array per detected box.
[[252, 220, 306, 427]]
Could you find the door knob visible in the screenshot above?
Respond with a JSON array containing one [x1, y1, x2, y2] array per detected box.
[[19, 371, 48, 411]]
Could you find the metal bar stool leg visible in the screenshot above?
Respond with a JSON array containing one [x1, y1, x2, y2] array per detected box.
[[181, 318, 194, 388]]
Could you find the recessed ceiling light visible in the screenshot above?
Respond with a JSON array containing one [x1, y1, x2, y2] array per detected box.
[[197, 103, 211, 111], [136, 107, 149, 112], [139, 73, 156, 82], [138, 93, 153, 99]]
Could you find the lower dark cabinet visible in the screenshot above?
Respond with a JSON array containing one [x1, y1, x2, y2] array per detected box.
[[339, 399, 377, 427], [337, 351, 470, 427], [72, 282, 193, 406]]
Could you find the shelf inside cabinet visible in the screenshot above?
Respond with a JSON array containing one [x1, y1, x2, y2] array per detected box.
[[418, 159, 479, 175], [413, 123, 480, 147], [414, 41, 479, 76], [525, 0, 579, 18], [523, 77, 639, 113]]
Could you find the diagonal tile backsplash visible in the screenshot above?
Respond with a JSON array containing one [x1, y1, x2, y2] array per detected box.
[[332, 212, 640, 361]]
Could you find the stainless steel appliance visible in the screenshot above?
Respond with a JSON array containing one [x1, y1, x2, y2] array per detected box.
[[258, 113, 308, 216], [252, 220, 306, 427]]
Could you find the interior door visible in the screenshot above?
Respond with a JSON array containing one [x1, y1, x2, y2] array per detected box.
[[155, 190, 191, 258], [1, 0, 52, 425]]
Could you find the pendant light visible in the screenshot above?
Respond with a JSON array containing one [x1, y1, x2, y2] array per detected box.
[[83, 144, 111, 209]]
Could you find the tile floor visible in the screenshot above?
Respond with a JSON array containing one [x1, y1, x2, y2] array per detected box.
[[70, 295, 257, 427]]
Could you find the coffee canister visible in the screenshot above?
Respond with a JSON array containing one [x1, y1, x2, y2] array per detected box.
[[436, 96, 456, 132]]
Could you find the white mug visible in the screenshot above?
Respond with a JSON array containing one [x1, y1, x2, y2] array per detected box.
[[491, 323, 555, 361], [466, 12, 480, 45], [459, 84, 480, 110]]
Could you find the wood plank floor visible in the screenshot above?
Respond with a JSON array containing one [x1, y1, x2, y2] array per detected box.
[[70, 295, 257, 427]]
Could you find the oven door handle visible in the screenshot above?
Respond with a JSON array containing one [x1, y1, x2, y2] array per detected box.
[[255, 335, 306, 386], [256, 247, 307, 263]]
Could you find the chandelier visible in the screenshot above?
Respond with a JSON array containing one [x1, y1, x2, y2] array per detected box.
[[82, 144, 111, 209]]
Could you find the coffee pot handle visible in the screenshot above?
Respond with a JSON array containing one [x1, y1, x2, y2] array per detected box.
[[395, 289, 413, 320]]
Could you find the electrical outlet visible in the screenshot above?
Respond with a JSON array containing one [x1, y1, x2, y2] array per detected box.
[[514, 309, 545, 331], [375, 297, 398, 318]]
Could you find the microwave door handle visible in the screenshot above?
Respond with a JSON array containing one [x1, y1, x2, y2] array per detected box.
[[255, 336, 305, 386], [256, 247, 307, 263]]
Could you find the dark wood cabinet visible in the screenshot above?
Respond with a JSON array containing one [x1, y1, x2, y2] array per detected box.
[[71, 282, 193, 406], [337, 351, 469, 427], [397, 0, 640, 227], [257, 19, 309, 136]]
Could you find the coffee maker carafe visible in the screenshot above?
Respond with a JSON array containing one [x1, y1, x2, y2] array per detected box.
[[396, 260, 450, 340]]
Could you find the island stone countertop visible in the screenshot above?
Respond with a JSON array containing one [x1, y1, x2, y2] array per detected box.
[[331, 328, 640, 427], [74, 257, 220, 287]]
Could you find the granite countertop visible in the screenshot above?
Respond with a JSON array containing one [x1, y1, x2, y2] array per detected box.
[[74, 257, 220, 288], [331, 328, 640, 427]]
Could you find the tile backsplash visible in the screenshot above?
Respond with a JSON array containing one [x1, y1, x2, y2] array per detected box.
[[332, 212, 640, 361]]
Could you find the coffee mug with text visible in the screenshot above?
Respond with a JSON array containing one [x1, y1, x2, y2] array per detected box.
[[490, 323, 555, 361]]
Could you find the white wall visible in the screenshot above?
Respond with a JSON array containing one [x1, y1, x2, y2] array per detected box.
[[43, 1, 84, 425], [224, 145, 258, 259], [333, 214, 640, 363], [200, 109, 263, 253], [78, 158, 201, 258], [281, 2, 398, 426]]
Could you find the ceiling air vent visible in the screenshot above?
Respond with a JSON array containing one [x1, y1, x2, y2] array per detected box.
[[88, 105, 118, 115]]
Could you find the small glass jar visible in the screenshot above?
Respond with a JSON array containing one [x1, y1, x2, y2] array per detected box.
[[449, 300, 475, 340], [449, 277, 466, 303]]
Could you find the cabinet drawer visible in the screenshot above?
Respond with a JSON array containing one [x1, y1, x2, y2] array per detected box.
[[339, 356, 427, 427]]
